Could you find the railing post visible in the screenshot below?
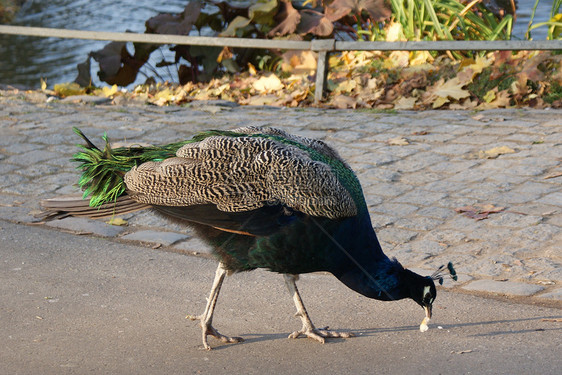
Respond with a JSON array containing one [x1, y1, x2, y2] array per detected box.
[[311, 39, 335, 104]]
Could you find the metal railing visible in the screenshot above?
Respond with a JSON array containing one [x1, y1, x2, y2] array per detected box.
[[1, 25, 561, 102]]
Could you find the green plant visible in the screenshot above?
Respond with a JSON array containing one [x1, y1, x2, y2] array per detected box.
[[526, 0, 562, 40], [358, 0, 512, 43]]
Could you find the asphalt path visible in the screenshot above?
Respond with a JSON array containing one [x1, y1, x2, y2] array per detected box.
[[2, 220, 561, 374]]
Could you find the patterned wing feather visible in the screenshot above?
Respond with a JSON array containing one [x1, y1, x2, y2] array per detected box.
[[124, 127, 359, 219]]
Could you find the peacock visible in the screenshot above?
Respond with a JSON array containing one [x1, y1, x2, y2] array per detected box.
[[41, 126, 456, 350]]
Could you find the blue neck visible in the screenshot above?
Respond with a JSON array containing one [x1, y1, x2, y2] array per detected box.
[[330, 213, 409, 301]]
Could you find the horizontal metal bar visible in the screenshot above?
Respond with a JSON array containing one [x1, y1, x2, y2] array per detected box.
[[0, 25, 312, 50], [2, 25, 561, 52], [336, 40, 562, 51]]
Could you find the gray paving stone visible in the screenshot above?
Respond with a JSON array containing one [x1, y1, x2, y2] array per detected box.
[[485, 212, 543, 228], [394, 216, 444, 231], [536, 288, 562, 301], [2, 143, 44, 154], [0, 174, 26, 189], [406, 240, 448, 255], [391, 152, 448, 172], [4, 150, 60, 165], [462, 279, 545, 296], [392, 190, 448, 206], [377, 227, 418, 244], [121, 230, 189, 246], [364, 182, 412, 198], [416, 206, 456, 220], [44, 217, 126, 237], [371, 202, 419, 216], [537, 192, 562, 207], [423, 229, 466, 244], [173, 237, 213, 255]]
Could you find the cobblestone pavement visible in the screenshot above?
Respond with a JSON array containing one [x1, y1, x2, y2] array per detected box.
[[1, 90, 560, 303]]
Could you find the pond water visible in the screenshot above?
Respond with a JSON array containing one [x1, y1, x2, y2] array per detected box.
[[0, 0, 557, 89]]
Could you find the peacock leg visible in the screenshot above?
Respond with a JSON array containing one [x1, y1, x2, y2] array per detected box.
[[186, 262, 244, 350], [283, 274, 354, 343]]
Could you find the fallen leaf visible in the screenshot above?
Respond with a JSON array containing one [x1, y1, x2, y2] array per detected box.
[[332, 79, 357, 94], [53, 82, 87, 97], [393, 96, 417, 110], [246, 94, 279, 106], [106, 217, 128, 226], [478, 146, 516, 159], [387, 137, 409, 146], [101, 84, 119, 98], [455, 204, 505, 220], [432, 96, 450, 109], [331, 95, 357, 109], [449, 98, 478, 110], [430, 77, 471, 102], [281, 50, 317, 75], [483, 89, 496, 103], [490, 89, 511, 108], [252, 74, 284, 93], [451, 350, 474, 354]]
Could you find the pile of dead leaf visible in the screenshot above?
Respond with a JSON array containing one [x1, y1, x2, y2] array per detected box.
[[48, 49, 562, 110], [324, 49, 562, 109]]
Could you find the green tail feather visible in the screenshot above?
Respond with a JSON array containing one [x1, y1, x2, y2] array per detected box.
[[72, 128, 192, 207]]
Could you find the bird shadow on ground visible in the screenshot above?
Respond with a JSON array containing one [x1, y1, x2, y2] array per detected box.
[[205, 315, 562, 348], [318, 315, 562, 339], [437, 315, 562, 335]]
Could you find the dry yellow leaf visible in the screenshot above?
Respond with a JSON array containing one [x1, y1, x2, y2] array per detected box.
[[394, 96, 417, 110], [387, 137, 410, 146], [385, 22, 405, 42], [431, 77, 471, 101], [331, 95, 357, 109], [252, 74, 284, 93], [106, 217, 128, 226], [432, 96, 450, 109], [102, 84, 119, 98], [53, 82, 86, 97], [483, 89, 496, 103], [479, 146, 516, 159], [248, 63, 257, 75]]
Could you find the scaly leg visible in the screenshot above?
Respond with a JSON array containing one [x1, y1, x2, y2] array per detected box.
[[283, 274, 354, 343], [186, 262, 243, 350]]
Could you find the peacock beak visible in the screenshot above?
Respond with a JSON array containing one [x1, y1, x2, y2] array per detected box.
[[424, 303, 432, 319], [419, 304, 432, 332]]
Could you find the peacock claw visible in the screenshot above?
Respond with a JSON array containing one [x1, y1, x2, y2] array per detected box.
[[288, 326, 355, 343], [187, 314, 243, 350]]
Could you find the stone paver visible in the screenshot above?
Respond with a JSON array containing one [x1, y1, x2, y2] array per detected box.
[[0, 91, 560, 302], [462, 279, 545, 296], [44, 217, 126, 237], [121, 230, 189, 246]]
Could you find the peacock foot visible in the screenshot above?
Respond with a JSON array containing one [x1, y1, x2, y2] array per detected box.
[[186, 314, 244, 350], [288, 326, 355, 344]]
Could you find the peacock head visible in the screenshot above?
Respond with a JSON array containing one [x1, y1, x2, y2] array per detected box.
[[406, 262, 457, 332], [406, 272, 437, 320]]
